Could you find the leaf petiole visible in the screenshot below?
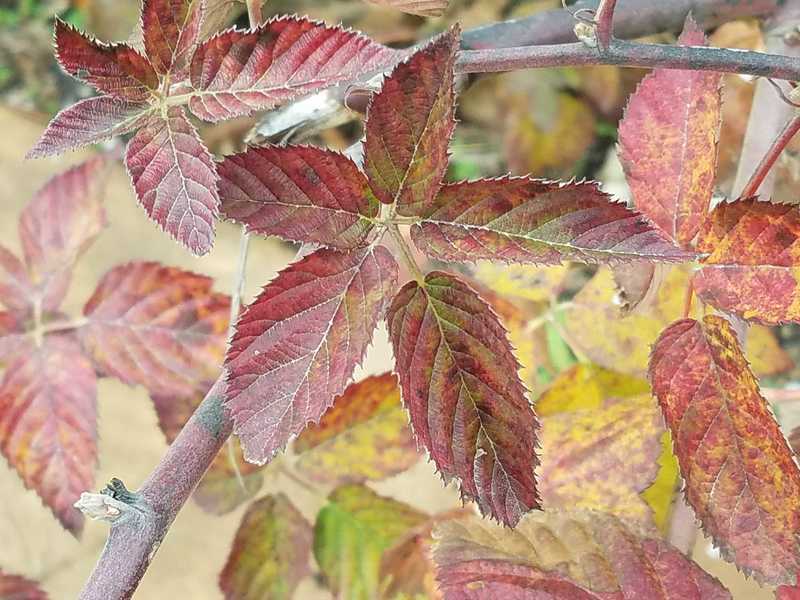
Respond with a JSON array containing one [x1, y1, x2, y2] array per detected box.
[[387, 222, 425, 283]]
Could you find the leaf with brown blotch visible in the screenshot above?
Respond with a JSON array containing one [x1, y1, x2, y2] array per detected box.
[[364, 27, 458, 210], [26, 97, 151, 159], [694, 199, 800, 325], [187, 16, 402, 122], [650, 315, 800, 584], [387, 270, 539, 526], [433, 512, 732, 600], [151, 385, 263, 515], [218, 145, 378, 249], [81, 261, 230, 397], [0, 246, 33, 316], [612, 261, 667, 315], [0, 570, 49, 599], [54, 18, 158, 102], [226, 246, 398, 465], [293, 373, 419, 485], [314, 484, 428, 598], [365, 0, 449, 16], [618, 16, 721, 246], [125, 107, 220, 255], [20, 156, 109, 311], [0, 335, 97, 535], [219, 494, 312, 600], [142, 0, 203, 75], [410, 178, 696, 265]]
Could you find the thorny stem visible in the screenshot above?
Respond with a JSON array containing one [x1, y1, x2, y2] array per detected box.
[[740, 114, 800, 199], [594, 0, 618, 50], [387, 223, 425, 283]]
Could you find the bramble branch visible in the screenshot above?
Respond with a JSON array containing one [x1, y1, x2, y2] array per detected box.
[[457, 39, 800, 81]]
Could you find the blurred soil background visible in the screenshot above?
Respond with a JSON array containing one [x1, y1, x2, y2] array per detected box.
[[1, 0, 800, 598]]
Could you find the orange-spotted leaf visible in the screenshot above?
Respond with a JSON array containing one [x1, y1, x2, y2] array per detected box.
[[618, 16, 722, 246], [125, 108, 220, 255], [314, 484, 427, 598], [293, 373, 419, 485], [694, 199, 800, 325], [0, 571, 48, 599], [218, 145, 377, 249], [27, 97, 151, 159], [433, 512, 731, 599], [81, 261, 229, 397], [650, 316, 800, 584], [410, 178, 695, 265], [365, 0, 449, 16], [54, 18, 158, 102], [142, 0, 203, 75], [387, 271, 539, 526], [151, 383, 263, 515], [19, 156, 109, 311], [187, 16, 402, 122], [0, 335, 97, 535], [219, 494, 312, 600], [364, 28, 458, 210], [537, 365, 664, 525], [226, 246, 398, 465]]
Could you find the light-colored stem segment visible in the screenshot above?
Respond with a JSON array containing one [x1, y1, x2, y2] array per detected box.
[[594, 0, 618, 50], [740, 114, 800, 199]]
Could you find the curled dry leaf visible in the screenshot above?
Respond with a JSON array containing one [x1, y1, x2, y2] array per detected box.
[[0, 335, 97, 535], [365, 27, 458, 210], [226, 246, 398, 465], [293, 373, 419, 485], [365, 0, 450, 17], [387, 270, 539, 526], [219, 494, 312, 600], [650, 315, 800, 584], [410, 178, 695, 265], [218, 145, 378, 249], [314, 484, 428, 599], [80, 261, 230, 397], [433, 512, 732, 599], [612, 261, 667, 315], [618, 16, 722, 247], [694, 198, 800, 324]]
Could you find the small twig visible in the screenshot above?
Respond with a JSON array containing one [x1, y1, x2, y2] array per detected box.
[[456, 39, 800, 81], [246, 0, 263, 28], [682, 281, 694, 319], [227, 228, 251, 344], [594, 0, 618, 50], [740, 114, 800, 199]]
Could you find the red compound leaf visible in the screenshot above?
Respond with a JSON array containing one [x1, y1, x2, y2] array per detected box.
[[225, 246, 398, 465], [54, 18, 158, 102], [618, 16, 721, 246], [26, 97, 151, 159], [187, 16, 402, 122], [19, 156, 109, 312], [219, 494, 312, 600], [218, 145, 378, 249], [387, 271, 539, 526], [142, 0, 204, 76], [0, 335, 97, 535], [364, 27, 458, 210], [410, 178, 695, 265], [80, 261, 229, 397], [433, 512, 732, 600], [650, 316, 800, 584], [125, 107, 220, 255], [693, 199, 800, 325]]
